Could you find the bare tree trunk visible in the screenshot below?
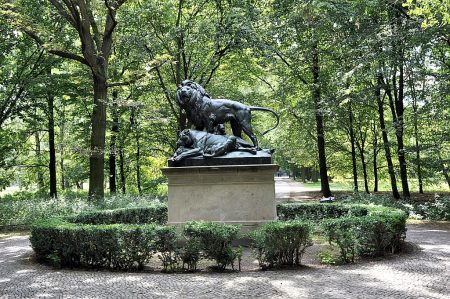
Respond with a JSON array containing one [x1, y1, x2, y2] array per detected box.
[[355, 128, 369, 194], [34, 132, 44, 189], [58, 104, 65, 190], [372, 122, 379, 192], [119, 148, 126, 193], [311, 42, 332, 198], [376, 73, 400, 199], [47, 72, 57, 198], [348, 100, 358, 191], [389, 9, 410, 199], [88, 74, 107, 199], [130, 108, 142, 195], [109, 90, 119, 194]]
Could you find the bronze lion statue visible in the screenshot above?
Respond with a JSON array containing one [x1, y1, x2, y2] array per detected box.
[[176, 80, 279, 148], [170, 129, 257, 163]]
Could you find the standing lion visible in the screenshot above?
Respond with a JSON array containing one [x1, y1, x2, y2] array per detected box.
[[176, 80, 279, 148]]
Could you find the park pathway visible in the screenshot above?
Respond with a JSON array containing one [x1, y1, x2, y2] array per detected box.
[[275, 176, 315, 202], [0, 178, 449, 298]]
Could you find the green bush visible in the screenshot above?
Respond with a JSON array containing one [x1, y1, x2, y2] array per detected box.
[[277, 203, 407, 263], [154, 225, 179, 272], [68, 204, 168, 225], [277, 203, 367, 221], [0, 193, 167, 229], [321, 217, 359, 263], [183, 221, 241, 271], [30, 218, 158, 270], [320, 206, 407, 263], [250, 220, 313, 269]]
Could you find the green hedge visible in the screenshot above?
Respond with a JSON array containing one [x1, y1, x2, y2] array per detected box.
[[277, 203, 407, 263], [30, 218, 159, 270], [183, 221, 242, 271], [250, 220, 313, 269], [67, 204, 168, 225], [31, 203, 407, 271], [30, 208, 241, 271], [277, 203, 368, 221]]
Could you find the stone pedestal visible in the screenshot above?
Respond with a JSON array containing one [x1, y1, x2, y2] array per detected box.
[[161, 164, 278, 232]]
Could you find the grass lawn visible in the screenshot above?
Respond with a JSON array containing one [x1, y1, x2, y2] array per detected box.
[[298, 179, 449, 193]]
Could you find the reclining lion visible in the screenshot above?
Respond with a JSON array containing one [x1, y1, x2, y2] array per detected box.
[[176, 80, 279, 148], [170, 129, 257, 163]]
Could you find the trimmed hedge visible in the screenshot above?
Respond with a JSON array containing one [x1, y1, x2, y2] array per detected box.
[[250, 220, 313, 268], [30, 218, 159, 270], [31, 203, 408, 271], [277, 203, 368, 221], [30, 208, 241, 271], [67, 204, 168, 225], [277, 203, 407, 263], [183, 221, 241, 271]]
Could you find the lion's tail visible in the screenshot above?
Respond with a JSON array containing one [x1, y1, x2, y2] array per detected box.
[[249, 107, 280, 135]]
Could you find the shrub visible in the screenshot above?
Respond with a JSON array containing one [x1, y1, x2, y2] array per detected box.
[[277, 203, 367, 221], [68, 204, 168, 225], [414, 197, 450, 221], [321, 217, 359, 263], [0, 193, 167, 230], [30, 218, 158, 270], [320, 206, 407, 262], [183, 221, 241, 271], [178, 238, 201, 271], [250, 220, 313, 269], [153, 225, 179, 272]]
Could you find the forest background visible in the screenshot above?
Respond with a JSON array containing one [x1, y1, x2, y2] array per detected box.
[[0, 0, 448, 202]]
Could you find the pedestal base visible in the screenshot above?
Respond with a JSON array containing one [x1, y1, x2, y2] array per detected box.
[[161, 164, 278, 233]]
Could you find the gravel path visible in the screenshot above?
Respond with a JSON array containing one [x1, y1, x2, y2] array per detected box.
[[1, 222, 449, 298]]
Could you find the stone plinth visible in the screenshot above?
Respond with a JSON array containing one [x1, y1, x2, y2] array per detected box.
[[161, 164, 278, 232]]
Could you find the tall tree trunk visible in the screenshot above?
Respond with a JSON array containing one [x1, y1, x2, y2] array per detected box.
[[348, 100, 358, 191], [47, 73, 57, 198], [409, 70, 424, 194], [356, 142, 369, 194], [109, 90, 119, 194], [119, 148, 126, 193], [376, 73, 400, 199], [412, 96, 423, 194], [395, 49, 411, 199], [130, 108, 142, 195], [34, 132, 44, 189], [311, 42, 332, 198], [372, 122, 379, 192], [136, 136, 142, 195], [390, 9, 410, 199], [59, 104, 65, 190], [355, 124, 369, 194], [88, 74, 107, 199]]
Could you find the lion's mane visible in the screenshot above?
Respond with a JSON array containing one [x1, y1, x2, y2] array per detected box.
[[176, 80, 212, 129]]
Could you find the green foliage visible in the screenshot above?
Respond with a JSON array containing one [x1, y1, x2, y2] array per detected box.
[[183, 221, 241, 271], [341, 193, 450, 221], [30, 218, 158, 270], [250, 220, 313, 269], [0, 193, 166, 229], [277, 203, 368, 221], [178, 238, 202, 272], [68, 204, 167, 225], [278, 202, 407, 263], [321, 207, 407, 263], [411, 197, 450, 221], [154, 225, 179, 272], [317, 248, 338, 265], [321, 217, 359, 263]]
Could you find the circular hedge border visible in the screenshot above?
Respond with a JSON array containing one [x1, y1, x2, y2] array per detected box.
[[30, 202, 407, 271]]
